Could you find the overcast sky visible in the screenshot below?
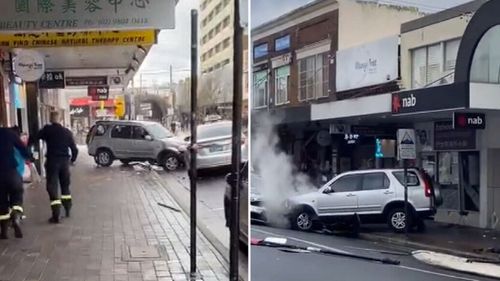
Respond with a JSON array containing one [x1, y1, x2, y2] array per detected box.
[[136, 0, 473, 86], [251, 0, 473, 28]]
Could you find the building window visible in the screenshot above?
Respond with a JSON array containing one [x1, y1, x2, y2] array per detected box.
[[222, 59, 230, 66], [215, 3, 222, 14], [275, 65, 290, 105], [215, 43, 221, 53], [471, 25, 500, 83], [223, 16, 230, 28], [223, 37, 230, 49], [223, 0, 230, 7], [298, 53, 329, 101], [411, 38, 460, 88], [253, 70, 268, 108], [254, 43, 268, 60], [275, 35, 291, 52], [215, 23, 221, 34]]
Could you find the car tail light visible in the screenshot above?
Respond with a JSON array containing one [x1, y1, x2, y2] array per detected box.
[[422, 173, 432, 197]]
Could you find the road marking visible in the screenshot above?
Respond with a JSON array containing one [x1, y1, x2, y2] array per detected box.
[[398, 266, 479, 281], [254, 228, 479, 281]]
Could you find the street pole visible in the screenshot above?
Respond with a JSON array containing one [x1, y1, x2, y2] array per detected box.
[[230, 0, 243, 279], [404, 159, 409, 235], [189, 9, 199, 279]]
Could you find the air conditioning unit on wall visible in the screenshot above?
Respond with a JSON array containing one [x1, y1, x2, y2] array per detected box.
[[329, 124, 350, 135]]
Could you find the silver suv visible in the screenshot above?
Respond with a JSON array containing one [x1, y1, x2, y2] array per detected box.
[[87, 120, 187, 171], [285, 169, 441, 233]]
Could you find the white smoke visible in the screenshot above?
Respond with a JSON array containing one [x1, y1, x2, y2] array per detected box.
[[251, 113, 317, 227]]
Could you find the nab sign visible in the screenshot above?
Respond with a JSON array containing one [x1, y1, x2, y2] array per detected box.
[[88, 86, 110, 101], [453, 112, 486, 130]]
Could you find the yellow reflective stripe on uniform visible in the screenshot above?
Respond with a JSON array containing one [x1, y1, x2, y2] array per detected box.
[[0, 212, 11, 220], [50, 200, 62, 206], [61, 195, 72, 200], [12, 206, 23, 213]]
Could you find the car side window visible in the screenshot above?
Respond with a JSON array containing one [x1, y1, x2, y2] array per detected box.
[[392, 171, 420, 186], [329, 175, 361, 193], [111, 125, 132, 139], [361, 173, 390, 191], [132, 126, 148, 140]]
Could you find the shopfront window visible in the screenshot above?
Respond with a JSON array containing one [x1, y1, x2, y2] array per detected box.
[[253, 70, 268, 108], [411, 39, 460, 88], [274, 65, 290, 105], [470, 25, 500, 83], [298, 53, 329, 101]]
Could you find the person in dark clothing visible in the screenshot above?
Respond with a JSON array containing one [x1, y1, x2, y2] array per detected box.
[[0, 127, 30, 239], [37, 111, 78, 224]]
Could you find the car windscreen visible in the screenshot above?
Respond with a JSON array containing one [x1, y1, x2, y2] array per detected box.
[[392, 171, 420, 186], [198, 123, 232, 140], [146, 123, 173, 139]]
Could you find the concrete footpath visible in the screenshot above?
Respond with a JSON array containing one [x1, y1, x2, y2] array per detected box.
[[0, 153, 228, 281], [152, 172, 248, 281]]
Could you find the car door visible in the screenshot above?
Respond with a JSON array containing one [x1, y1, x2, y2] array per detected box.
[[317, 174, 361, 217], [356, 172, 394, 215], [110, 125, 133, 159], [132, 126, 157, 159]]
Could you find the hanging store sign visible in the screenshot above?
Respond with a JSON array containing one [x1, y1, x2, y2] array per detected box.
[[0, 30, 156, 48], [397, 129, 416, 160], [336, 36, 398, 92], [88, 86, 109, 101], [453, 112, 486, 130], [66, 76, 108, 87], [0, 1, 175, 32], [13, 49, 45, 82], [434, 121, 476, 151], [39, 71, 65, 89]]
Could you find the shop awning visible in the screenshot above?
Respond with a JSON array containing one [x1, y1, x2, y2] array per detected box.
[[70, 97, 115, 107]]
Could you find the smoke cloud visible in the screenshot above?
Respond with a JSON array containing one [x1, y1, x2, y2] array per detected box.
[[251, 113, 316, 227]]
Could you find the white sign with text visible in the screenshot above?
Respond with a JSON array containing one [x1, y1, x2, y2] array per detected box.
[[336, 36, 399, 92]]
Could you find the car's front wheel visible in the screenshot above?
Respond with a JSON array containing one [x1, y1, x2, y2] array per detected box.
[[95, 149, 114, 167], [161, 152, 180, 171], [387, 208, 412, 233], [291, 208, 314, 231]]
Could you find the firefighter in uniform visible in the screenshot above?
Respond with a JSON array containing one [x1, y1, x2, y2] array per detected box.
[[0, 127, 30, 239], [37, 111, 78, 223]]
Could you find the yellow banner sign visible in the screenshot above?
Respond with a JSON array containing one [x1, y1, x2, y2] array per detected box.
[[0, 30, 156, 48]]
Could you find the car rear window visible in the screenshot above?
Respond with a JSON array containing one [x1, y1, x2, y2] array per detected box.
[[392, 171, 420, 186], [198, 123, 232, 140]]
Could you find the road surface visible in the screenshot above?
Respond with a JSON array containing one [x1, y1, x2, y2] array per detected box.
[[251, 225, 496, 281]]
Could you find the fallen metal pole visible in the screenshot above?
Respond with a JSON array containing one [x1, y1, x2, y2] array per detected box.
[[229, 0, 244, 279], [189, 9, 199, 279]]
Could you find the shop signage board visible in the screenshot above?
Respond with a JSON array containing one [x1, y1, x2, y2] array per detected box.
[[392, 83, 467, 115], [351, 125, 397, 137], [0, 0, 175, 32], [69, 106, 89, 118], [39, 71, 65, 89], [336, 36, 398, 92], [453, 112, 486, 130], [67, 76, 107, 87], [434, 121, 476, 150], [88, 86, 109, 101], [397, 129, 416, 160], [0, 30, 156, 48], [13, 49, 45, 82]]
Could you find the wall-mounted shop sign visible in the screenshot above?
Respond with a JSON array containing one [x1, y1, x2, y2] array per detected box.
[[13, 49, 45, 82], [88, 86, 109, 101], [351, 125, 397, 137], [66, 76, 107, 86], [0, 1, 175, 31], [69, 106, 89, 118], [0, 30, 156, 48], [39, 71, 65, 89], [453, 112, 486, 130], [434, 121, 476, 151], [391, 83, 468, 115]]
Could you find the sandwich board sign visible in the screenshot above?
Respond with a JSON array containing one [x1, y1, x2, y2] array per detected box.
[[397, 129, 416, 160]]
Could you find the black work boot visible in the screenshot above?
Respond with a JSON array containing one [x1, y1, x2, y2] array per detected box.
[[49, 205, 61, 224], [62, 200, 72, 218], [0, 220, 8, 239], [11, 211, 23, 238]]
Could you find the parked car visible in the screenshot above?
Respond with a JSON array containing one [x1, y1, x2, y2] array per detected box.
[[250, 173, 267, 223], [185, 121, 248, 173], [284, 168, 442, 233], [223, 162, 249, 247], [87, 120, 188, 171], [203, 114, 222, 123]]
